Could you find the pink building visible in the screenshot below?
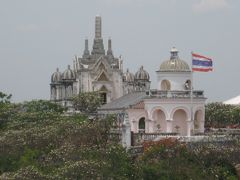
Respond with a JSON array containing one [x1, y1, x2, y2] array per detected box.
[[99, 48, 206, 136]]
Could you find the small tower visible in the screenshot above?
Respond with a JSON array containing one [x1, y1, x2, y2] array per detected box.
[[123, 69, 135, 94], [157, 47, 191, 91], [83, 38, 90, 57], [134, 66, 151, 91], [107, 38, 113, 57], [50, 68, 62, 101]]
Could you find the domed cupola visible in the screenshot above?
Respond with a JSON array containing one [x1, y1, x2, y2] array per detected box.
[[62, 65, 76, 80], [123, 69, 134, 82], [51, 68, 62, 83], [159, 47, 190, 72], [135, 66, 150, 81]]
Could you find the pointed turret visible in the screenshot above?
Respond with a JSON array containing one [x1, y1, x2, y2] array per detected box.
[[83, 38, 90, 56], [91, 15, 105, 56], [107, 38, 113, 56]]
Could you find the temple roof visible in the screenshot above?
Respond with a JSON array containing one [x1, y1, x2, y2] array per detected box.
[[99, 92, 147, 111]]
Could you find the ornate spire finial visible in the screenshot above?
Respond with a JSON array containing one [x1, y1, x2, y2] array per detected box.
[[56, 68, 59, 72], [107, 38, 113, 56], [95, 15, 102, 39], [170, 47, 179, 59], [83, 38, 90, 56], [67, 65, 71, 69]]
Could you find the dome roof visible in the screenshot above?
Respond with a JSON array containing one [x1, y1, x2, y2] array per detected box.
[[135, 66, 150, 81], [123, 69, 134, 82], [62, 65, 76, 80], [159, 47, 190, 72], [51, 68, 62, 83]]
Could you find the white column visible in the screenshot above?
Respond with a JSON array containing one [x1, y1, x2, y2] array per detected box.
[[199, 121, 205, 133], [148, 119, 155, 133], [122, 112, 131, 148], [187, 121, 193, 136], [145, 119, 150, 133], [166, 120, 172, 133]]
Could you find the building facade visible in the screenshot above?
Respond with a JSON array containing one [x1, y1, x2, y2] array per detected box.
[[50, 16, 206, 136], [50, 16, 150, 107], [99, 48, 206, 136]]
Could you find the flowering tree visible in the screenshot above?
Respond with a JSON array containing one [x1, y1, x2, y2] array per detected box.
[[72, 91, 102, 114], [205, 103, 240, 128], [0, 96, 132, 179]]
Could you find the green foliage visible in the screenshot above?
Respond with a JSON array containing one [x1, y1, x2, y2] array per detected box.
[[1, 92, 240, 179], [0, 92, 14, 129], [205, 103, 240, 127], [0, 96, 132, 179], [72, 91, 102, 114], [0, 92, 12, 104], [135, 139, 239, 180], [21, 99, 66, 113], [18, 147, 40, 167], [138, 140, 210, 180]]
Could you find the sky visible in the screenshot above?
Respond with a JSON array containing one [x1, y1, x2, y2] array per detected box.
[[0, 0, 240, 102]]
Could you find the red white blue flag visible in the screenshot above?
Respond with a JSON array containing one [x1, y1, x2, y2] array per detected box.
[[192, 53, 213, 72]]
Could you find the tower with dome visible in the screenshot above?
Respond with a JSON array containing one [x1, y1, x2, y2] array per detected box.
[[99, 47, 206, 136]]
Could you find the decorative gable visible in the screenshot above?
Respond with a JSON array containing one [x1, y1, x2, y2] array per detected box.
[[96, 71, 110, 81], [99, 62, 106, 71]]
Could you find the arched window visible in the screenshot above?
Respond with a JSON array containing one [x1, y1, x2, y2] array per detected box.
[[99, 86, 108, 104], [138, 117, 145, 133], [100, 92, 107, 104], [161, 80, 171, 90]]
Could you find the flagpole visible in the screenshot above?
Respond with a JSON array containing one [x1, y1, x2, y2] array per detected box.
[[190, 51, 194, 136]]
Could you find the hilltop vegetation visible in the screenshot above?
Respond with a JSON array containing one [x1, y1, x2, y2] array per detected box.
[[0, 92, 239, 179], [205, 103, 240, 128]]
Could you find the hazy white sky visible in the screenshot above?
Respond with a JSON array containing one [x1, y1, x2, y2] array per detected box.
[[0, 0, 239, 102]]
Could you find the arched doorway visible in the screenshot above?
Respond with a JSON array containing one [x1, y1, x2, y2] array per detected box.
[[161, 80, 171, 90], [153, 109, 166, 132], [194, 110, 203, 133], [138, 117, 145, 133], [172, 109, 188, 136]]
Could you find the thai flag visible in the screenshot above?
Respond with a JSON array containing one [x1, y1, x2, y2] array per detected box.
[[192, 53, 213, 72]]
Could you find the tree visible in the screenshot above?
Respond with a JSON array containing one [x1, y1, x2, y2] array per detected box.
[[137, 139, 238, 180], [21, 100, 65, 114], [72, 91, 102, 114], [0, 92, 12, 104], [0, 92, 13, 129], [205, 103, 240, 127]]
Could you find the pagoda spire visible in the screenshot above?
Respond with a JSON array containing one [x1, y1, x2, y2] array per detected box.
[[92, 15, 105, 56], [83, 38, 90, 56], [107, 38, 113, 56], [95, 15, 102, 39]]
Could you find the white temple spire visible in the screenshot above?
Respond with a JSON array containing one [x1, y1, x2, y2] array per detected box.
[[95, 15, 102, 39]]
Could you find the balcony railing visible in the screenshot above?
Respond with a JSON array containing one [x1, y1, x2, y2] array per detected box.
[[146, 90, 205, 99]]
